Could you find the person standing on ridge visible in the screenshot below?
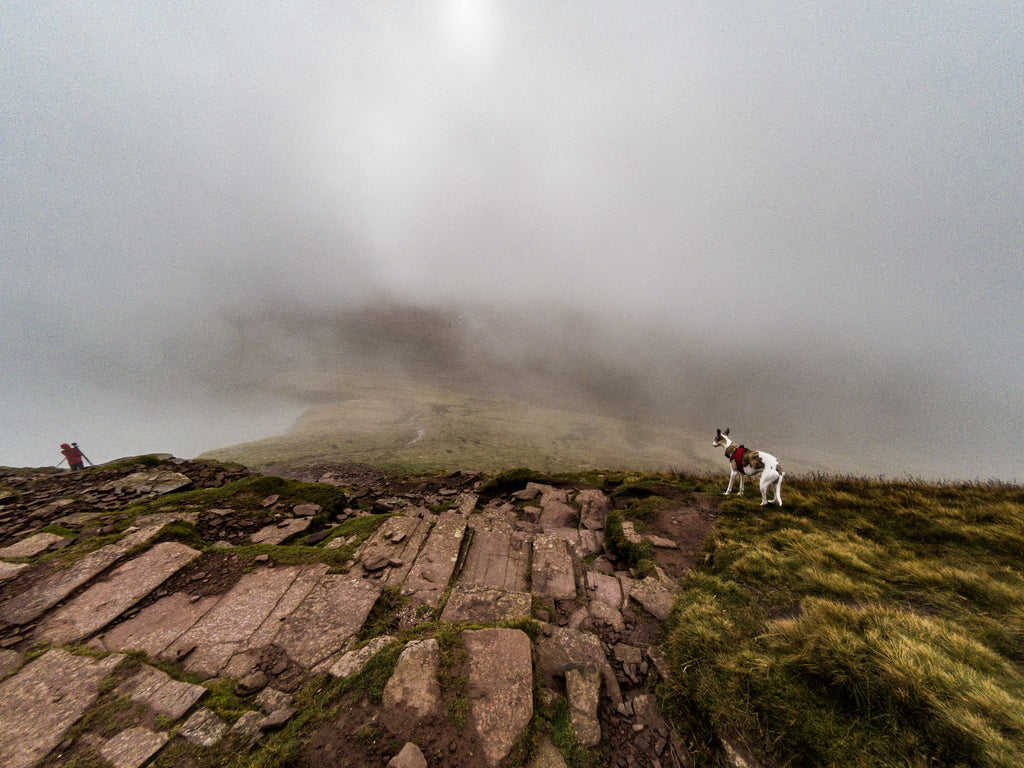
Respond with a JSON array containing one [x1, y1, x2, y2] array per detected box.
[[59, 442, 86, 470]]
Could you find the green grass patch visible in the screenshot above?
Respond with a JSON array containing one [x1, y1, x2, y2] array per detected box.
[[662, 476, 1024, 768], [356, 586, 410, 642], [122, 475, 352, 521], [604, 509, 655, 577], [549, 696, 599, 768]]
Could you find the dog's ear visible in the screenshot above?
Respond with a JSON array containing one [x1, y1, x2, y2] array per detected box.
[[724, 428, 730, 436], [715, 428, 721, 437]]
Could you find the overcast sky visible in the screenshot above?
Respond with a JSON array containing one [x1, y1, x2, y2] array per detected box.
[[3, 1, 1022, 479]]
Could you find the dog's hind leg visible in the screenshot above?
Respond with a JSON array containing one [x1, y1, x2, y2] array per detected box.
[[760, 470, 780, 506]]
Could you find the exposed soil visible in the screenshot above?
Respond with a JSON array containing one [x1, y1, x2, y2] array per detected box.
[[645, 493, 720, 579]]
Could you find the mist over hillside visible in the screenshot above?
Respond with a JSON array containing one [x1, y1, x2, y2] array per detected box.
[[198, 300, 999, 480]]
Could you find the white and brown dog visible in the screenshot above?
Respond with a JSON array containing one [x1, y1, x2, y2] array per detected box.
[[712, 428, 785, 506]]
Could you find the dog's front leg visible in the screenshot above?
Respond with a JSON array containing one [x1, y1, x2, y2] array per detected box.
[[724, 470, 737, 495], [737, 471, 745, 495]]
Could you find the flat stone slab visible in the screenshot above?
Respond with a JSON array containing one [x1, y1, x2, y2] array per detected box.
[[116, 664, 206, 720], [225, 564, 329, 676], [531, 534, 576, 602], [575, 489, 610, 531], [356, 516, 432, 589], [621, 521, 677, 549], [250, 517, 311, 545], [586, 571, 624, 610], [463, 628, 533, 767], [382, 639, 441, 719], [100, 727, 169, 768], [0, 649, 23, 679], [459, 518, 529, 592], [629, 569, 678, 621], [56, 511, 102, 527], [399, 513, 467, 608], [274, 573, 382, 669], [440, 585, 531, 623], [115, 470, 192, 496], [98, 591, 219, 658], [545, 527, 604, 558], [538, 499, 578, 532], [166, 566, 306, 677], [0, 523, 168, 626], [565, 663, 602, 747], [179, 707, 227, 747], [0, 648, 125, 768], [0, 561, 29, 585], [584, 571, 626, 632], [0, 532, 68, 559], [36, 542, 201, 644], [453, 492, 479, 515]]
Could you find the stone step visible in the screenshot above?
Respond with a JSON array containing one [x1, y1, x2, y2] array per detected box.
[[0, 648, 125, 768], [35, 542, 201, 645], [0, 522, 173, 626]]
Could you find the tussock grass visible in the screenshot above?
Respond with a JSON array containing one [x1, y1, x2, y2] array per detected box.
[[662, 475, 1024, 768]]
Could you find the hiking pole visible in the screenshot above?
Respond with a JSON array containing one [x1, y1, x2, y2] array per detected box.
[[72, 442, 95, 467]]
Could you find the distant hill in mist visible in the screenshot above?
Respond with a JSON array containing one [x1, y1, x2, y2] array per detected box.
[[199, 375, 766, 476]]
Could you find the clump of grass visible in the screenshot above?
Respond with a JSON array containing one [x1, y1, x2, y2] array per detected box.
[[548, 697, 599, 768], [662, 476, 1024, 768], [604, 509, 655, 577], [356, 586, 409, 642]]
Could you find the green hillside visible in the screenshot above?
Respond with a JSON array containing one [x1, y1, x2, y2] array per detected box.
[[200, 378, 730, 475]]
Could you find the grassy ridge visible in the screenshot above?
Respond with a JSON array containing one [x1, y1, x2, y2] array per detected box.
[[199, 382, 721, 475], [661, 477, 1024, 767]]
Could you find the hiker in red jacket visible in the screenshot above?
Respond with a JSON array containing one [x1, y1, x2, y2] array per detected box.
[[59, 443, 85, 471]]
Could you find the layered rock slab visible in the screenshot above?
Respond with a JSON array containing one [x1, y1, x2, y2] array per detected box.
[[100, 727, 169, 768], [0, 648, 125, 768], [463, 628, 533, 767], [531, 534, 576, 602], [0, 532, 68, 559], [382, 639, 441, 719], [439, 585, 531, 623], [164, 565, 308, 676], [458, 517, 529, 592], [399, 512, 467, 608], [35, 542, 201, 644], [274, 573, 381, 669], [0, 523, 168, 626]]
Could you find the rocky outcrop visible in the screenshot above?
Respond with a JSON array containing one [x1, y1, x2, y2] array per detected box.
[[0, 462, 705, 768]]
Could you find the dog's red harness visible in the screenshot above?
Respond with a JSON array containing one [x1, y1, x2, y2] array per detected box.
[[729, 445, 746, 473]]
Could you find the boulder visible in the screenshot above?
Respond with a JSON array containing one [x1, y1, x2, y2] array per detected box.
[[115, 470, 192, 496], [329, 636, 397, 680], [565, 663, 602, 747], [387, 742, 428, 768], [463, 628, 533, 767], [382, 639, 441, 719], [575, 489, 610, 531]]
